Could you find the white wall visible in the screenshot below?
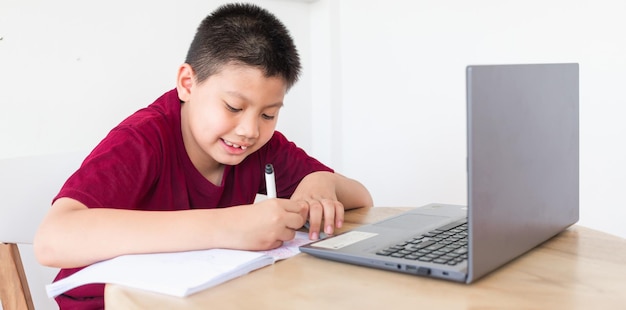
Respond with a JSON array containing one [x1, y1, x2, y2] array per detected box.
[[315, 0, 626, 239]]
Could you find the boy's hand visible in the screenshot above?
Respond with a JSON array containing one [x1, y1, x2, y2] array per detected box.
[[303, 197, 344, 240], [290, 171, 344, 240], [228, 198, 308, 250]]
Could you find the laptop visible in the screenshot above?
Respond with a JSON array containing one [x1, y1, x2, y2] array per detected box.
[[300, 63, 579, 283]]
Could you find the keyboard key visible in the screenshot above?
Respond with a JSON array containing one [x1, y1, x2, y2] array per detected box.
[[453, 248, 468, 255], [416, 240, 436, 249]]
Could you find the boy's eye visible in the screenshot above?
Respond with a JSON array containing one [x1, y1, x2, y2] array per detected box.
[[225, 103, 242, 112], [262, 114, 275, 120]]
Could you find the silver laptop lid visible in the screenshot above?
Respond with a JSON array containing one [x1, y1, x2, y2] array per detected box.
[[466, 63, 579, 282]]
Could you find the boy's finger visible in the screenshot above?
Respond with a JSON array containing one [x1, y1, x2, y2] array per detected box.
[[321, 199, 344, 235], [306, 200, 324, 239], [277, 226, 297, 242], [282, 199, 308, 215], [320, 199, 336, 235], [334, 201, 345, 229]]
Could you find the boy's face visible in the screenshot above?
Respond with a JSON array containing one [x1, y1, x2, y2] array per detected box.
[[178, 63, 287, 174]]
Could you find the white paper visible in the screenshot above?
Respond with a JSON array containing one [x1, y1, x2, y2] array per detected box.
[[47, 231, 312, 298]]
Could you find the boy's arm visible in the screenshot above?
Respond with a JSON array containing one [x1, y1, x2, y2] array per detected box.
[[34, 197, 307, 269], [290, 171, 373, 240], [333, 172, 374, 210]]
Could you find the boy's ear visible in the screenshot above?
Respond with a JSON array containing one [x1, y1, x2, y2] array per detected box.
[[176, 63, 194, 102]]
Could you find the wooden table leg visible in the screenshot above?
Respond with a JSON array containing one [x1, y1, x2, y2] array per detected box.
[[0, 243, 34, 310]]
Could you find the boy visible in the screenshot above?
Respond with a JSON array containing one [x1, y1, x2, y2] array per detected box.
[[34, 3, 373, 309]]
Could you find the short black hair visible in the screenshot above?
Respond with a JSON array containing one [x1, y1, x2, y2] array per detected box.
[[185, 3, 301, 89]]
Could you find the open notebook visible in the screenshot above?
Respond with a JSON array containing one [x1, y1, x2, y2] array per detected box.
[[47, 231, 312, 298]]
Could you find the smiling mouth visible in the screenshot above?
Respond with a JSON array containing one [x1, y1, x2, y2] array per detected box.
[[223, 139, 248, 150]]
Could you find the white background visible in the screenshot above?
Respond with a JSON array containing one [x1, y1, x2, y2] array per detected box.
[[1, 1, 625, 309]]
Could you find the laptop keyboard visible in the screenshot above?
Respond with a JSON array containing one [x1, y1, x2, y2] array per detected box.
[[375, 219, 468, 266]]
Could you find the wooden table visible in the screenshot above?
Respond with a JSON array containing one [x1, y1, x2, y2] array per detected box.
[[105, 207, 626, 309]]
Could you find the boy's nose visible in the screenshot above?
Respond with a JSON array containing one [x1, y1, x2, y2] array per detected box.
[[235, 114, 260, 139]]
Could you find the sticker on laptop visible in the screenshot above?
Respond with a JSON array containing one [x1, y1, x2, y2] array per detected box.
[[311, 231, 378, 249]]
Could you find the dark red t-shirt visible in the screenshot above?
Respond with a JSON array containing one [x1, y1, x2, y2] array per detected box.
[[52, 89, 332, 309]]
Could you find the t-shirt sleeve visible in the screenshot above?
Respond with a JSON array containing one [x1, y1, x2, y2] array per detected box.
[[262, 131, 333, 198], [54, 127, 159, 210]]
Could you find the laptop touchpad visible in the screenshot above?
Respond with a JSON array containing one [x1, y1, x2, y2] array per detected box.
[[373, 214, 449, 230]]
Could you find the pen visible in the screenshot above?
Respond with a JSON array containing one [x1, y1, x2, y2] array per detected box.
[[264, 164, 277, 199]]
